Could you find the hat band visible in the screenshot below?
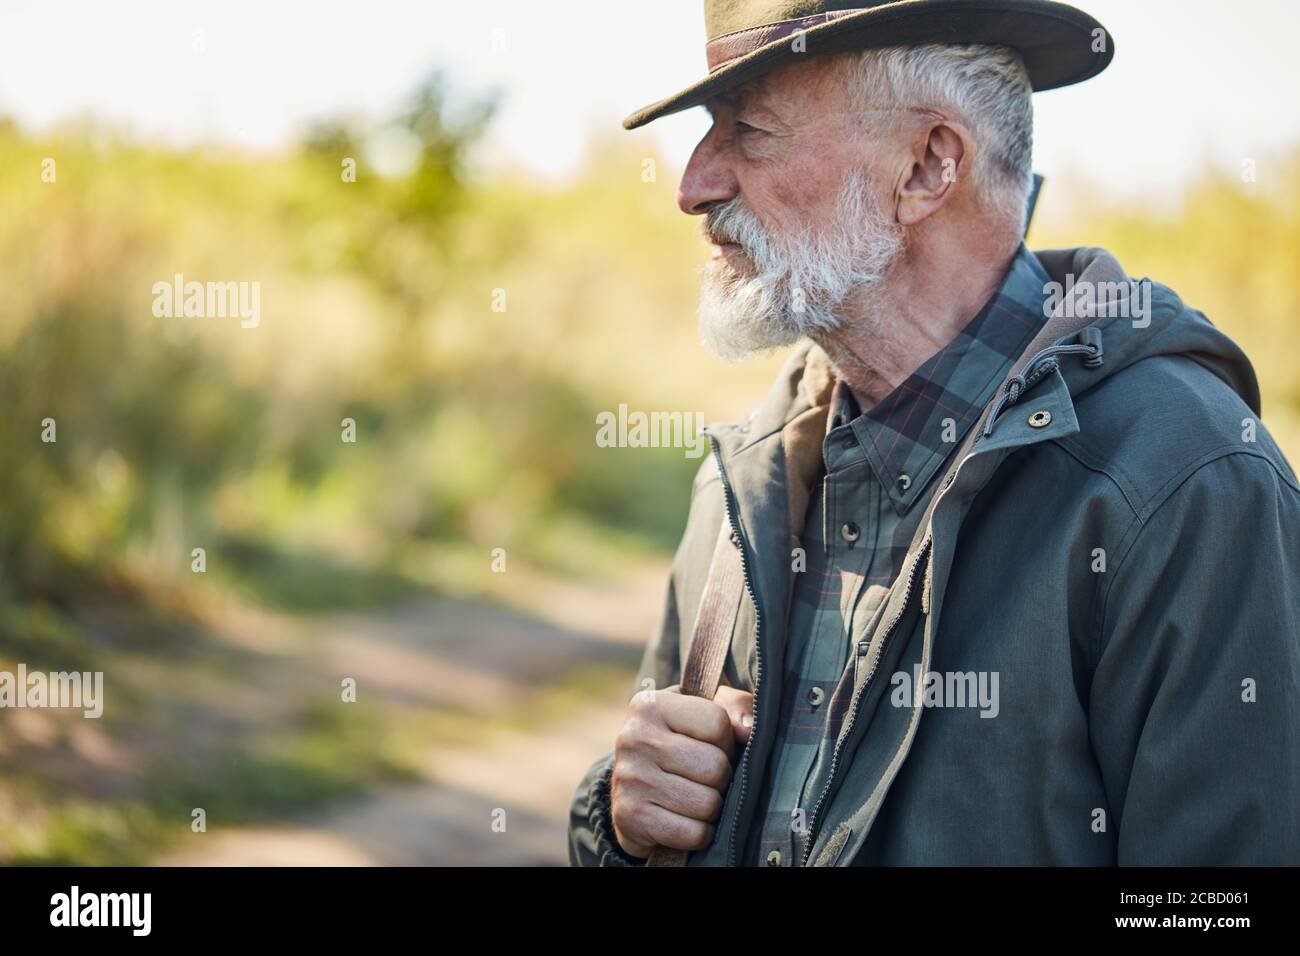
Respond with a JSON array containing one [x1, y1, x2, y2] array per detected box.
[[705, 8, 870, 71]]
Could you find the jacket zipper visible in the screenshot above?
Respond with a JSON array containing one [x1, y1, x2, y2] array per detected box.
[[704, 431, 765, 867], [791, 334, 1093, 865], [797, 365, 1068, 866], [798, 530, 933, 866]]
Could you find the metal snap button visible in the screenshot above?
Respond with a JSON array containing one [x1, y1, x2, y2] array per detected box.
[[766, 849, 782, 867], [840, 521, 860, 543], [1027, 410, 1052, 428], [806, 686, 825, 708], [896, 473, 912, 492]]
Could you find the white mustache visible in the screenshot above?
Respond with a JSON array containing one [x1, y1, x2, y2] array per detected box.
[[704, 204, 758, 256]]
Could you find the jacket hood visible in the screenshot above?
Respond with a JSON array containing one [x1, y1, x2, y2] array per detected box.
[[1032, 246, 1261, 416]]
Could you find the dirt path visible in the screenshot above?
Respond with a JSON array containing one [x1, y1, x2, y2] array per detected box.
[[154, 565, 664, 866], [155, 696, 628, 865]]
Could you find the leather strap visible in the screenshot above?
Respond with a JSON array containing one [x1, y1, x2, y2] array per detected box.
[[646, 515, 745, 867]]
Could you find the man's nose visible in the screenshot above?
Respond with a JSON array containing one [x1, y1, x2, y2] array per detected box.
[[677, 135, 737, 216]]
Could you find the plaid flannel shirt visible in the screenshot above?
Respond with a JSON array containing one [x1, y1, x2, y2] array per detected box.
[[745, 243, 1052, 866]]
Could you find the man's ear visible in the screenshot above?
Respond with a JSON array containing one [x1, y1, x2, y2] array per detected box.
[[896, 120, 971, 226]]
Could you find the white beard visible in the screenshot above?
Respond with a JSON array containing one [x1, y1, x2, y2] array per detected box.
[[698, 168, 905, 362]]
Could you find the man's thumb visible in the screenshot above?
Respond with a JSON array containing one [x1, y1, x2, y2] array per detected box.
[[712, 686, 755, 747]]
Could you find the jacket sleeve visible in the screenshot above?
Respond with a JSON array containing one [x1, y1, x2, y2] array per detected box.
[[567, 574, 683, 866], [1090, 451, 1300, 864]]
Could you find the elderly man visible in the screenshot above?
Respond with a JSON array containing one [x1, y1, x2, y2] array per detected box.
[[568, 0, 1300, 866]]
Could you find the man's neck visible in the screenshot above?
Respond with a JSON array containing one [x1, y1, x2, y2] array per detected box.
[[813, 237, 1021, 409]]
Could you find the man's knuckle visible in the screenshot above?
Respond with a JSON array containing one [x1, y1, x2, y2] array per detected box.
[[619, 714, 652, 748], [616, 757, 648, 791], [706, 751, 732, 787], [685, 820, 714, 850]]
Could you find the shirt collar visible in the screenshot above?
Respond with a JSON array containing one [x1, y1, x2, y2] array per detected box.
[[841, 243, 1052, 515]]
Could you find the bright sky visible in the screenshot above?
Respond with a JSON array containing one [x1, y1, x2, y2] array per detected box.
[[2, 0, 1297, 196]]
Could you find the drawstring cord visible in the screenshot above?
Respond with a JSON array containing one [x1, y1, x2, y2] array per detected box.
[[982, 327, 1104, 439]]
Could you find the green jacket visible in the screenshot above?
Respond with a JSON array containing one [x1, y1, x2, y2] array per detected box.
[[569, 246, 1300, 866]]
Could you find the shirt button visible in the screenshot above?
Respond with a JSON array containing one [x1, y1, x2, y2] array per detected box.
[[840, 521, 860, 543], [806, 686, 825, 708], [896, 473, 912, 492], [766, 849, 782, 867]]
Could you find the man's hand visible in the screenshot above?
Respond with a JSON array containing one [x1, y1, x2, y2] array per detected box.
[[609, 684, 754, 859]]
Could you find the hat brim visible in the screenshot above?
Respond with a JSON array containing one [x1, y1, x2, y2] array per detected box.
[[623, 0, 1113, 130]]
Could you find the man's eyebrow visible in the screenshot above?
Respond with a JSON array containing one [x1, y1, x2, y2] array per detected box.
[[706, 93, 739, 116]]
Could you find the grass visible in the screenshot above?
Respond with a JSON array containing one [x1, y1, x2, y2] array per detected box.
[[2, 696, 418, 866], [208, 533, 432, 613]]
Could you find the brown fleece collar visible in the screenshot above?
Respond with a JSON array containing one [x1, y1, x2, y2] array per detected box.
[[783, 345, 839, 542]]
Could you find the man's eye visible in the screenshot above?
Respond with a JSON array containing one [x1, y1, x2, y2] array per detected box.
[[735, 121, 763, 136]]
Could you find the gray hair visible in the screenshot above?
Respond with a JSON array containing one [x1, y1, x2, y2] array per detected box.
[[848, 44, 1034, 234]]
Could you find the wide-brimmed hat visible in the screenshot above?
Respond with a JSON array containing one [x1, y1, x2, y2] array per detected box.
[[623, 0, 1114, 130]]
